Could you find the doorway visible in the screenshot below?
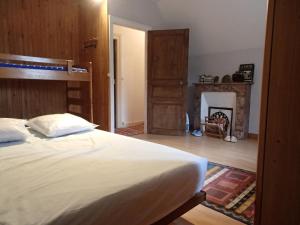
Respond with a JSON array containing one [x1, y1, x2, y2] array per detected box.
[[113, 38, 118, 129], [109, 21, 147, 134]]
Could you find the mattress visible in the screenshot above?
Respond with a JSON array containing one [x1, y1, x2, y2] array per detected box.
[[0, 129, 207, 225], [0, 62, 87, 73]]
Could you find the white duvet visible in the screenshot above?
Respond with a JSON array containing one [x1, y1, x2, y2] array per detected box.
[[0, 130, 207, 225]]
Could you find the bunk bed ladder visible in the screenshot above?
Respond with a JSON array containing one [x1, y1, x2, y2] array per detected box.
[[67, 81, 93, 122], [66, 63, 93, 122]]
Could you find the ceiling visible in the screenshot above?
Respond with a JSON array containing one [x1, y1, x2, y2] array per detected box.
[[109, 0, 268, 56]]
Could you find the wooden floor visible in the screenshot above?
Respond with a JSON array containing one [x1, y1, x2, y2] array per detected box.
[[135, 134, 258, 225]]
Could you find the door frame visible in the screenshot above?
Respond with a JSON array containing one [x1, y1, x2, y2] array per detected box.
[[108, 15, 151, 133], [113, 35, 121, 128]]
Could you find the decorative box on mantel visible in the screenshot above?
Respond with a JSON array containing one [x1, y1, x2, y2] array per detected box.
[[193, 83, 251, 139]]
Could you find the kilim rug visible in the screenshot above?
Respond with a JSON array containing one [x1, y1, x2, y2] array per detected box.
[[115, 124, 144, 136], [202, 162, 256, 225]]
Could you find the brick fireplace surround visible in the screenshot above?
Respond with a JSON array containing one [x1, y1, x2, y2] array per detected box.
[[193, 83, 251, 139]]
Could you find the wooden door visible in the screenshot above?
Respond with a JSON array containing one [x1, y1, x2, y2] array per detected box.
[[148, 29, 189, 135], [255, 0, 300, 224]]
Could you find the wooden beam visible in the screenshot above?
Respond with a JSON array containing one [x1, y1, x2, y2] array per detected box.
[[152, 191, 206, 225]]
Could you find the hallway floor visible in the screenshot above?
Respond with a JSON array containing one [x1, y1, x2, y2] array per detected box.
[[115, 124, 144, 136]]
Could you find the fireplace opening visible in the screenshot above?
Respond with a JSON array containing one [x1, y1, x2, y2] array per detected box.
[[201, 92, 236, 135]]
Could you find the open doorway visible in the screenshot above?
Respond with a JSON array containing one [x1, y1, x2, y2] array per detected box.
[[110, 22, 147, 136]]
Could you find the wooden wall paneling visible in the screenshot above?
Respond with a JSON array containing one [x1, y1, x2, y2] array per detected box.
[[0, 80, 23, 118], [99, 0, 110, 131], [256, 0, 300, 224], [21, 80, 67, 119], [7, 80, 25, 118], [78, 0, 109, 130], [0, 0, 82, 119], [0, 80, 67, 119], [0, 0, 80, 60]]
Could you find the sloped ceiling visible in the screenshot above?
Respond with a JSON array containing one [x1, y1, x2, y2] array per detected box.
[[109, 0, 268, 56], [155, 0, 268, 56], [109, 0, 164, 28]]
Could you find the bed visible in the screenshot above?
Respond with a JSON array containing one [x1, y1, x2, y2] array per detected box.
[[0, 128, 207, 225], [0, 53, 207, 225]]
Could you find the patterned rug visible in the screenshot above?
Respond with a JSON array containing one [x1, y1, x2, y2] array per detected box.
[[115, 124, 144, 136], [202, 162, 256, 225]]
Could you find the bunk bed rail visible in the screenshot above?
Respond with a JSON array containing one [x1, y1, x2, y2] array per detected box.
[[0, 53, 90, 82], [0, 53, 93, 122], [0, 53, 74, 73]]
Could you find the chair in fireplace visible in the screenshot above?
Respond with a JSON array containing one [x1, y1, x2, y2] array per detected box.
[[204, 107, 233, 139]]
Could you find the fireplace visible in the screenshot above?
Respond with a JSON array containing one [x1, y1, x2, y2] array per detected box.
[[193, 83, 251, 139]]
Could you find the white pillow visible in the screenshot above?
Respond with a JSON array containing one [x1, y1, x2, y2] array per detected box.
[[0, 118, 30, 143], [27, 113, 97, 138]]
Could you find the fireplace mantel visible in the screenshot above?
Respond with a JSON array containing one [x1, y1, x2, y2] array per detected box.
[[193, 82, 251, 139]]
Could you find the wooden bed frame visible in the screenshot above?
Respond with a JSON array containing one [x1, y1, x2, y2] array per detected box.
[[0, 53, 206, 224], [0, 53, 93, 121], [152, 191, 206, 225]]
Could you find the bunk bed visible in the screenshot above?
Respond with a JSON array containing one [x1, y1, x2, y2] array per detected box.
[[0, 53, 207, 225], [0, 53, 93, 121]]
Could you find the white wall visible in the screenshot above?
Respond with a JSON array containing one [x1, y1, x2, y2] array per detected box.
[[109, 0, 163, 28], [155, 0, 268, 55], [114, 25, 146, 128], [188, 48, 264, 134]]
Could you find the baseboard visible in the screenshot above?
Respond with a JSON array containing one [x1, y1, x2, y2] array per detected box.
[[124, 121, 144, 127], [248, 133, 259, 140]]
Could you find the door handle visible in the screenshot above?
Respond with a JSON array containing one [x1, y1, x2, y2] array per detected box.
[[179, 81, 183, 86]]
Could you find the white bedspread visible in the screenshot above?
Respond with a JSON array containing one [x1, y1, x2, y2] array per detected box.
[[0, 130, 207, 225]]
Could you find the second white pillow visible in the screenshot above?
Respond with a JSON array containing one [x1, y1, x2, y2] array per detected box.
[[0, 118, 29, 143], [27, 113, 97, 138]]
